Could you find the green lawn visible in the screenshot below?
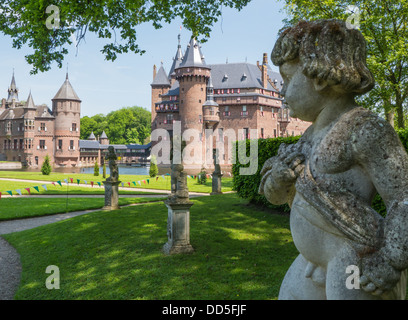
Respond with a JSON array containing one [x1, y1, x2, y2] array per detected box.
[[3, 193, 296, 300], [0, 197, 168, 221], [0, 171, 234, 193], [0, 180, 161, 196]]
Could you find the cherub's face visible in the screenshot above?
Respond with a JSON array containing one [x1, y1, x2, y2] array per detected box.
[[279, 60, 326, 122]]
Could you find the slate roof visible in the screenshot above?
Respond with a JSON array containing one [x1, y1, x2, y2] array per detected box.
[[79, 140, 100, 149], [52, 73, 81, 101], [35, 105, 54, 118], [127, 142, 152, 150], [178, 38, 208, 69], [7, 73, 19, 103], [161, 62, 283, 98], [88, 132, 96, 140], [151, 65, 171, 86]]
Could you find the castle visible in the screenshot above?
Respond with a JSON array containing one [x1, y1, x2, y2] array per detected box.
[[0, 72, 83, 168], [151, 35, 311, 169]]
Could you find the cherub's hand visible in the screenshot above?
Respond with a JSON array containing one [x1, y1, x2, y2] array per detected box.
[[259, 143, 305, 196], [360, 251, 401, 296]]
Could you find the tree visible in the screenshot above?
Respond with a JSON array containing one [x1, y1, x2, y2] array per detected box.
[[0, 0, 251, 74], [102, 161, 106, 179], [41, 155, 52, 175], [279, 0, 408, 128], [149, 155, 158, 178]]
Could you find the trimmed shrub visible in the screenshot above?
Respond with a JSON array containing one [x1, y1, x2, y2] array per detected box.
[[197, 167, 207, 185], [41, 155, 52, 175], [232, 136, 300, 212], [94, 159, 100, 176], [149, 155, 159, 177]]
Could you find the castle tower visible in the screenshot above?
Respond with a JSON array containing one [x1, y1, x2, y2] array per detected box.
[[151, 63, 171, 127], [52, 73, 81, 167], [6, 71, 19, 108], [175, 37, 211, 133], [99, 130, 109, 145]]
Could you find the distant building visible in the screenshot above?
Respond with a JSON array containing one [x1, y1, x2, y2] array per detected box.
[[0, 72, 81, 168], [0, 73, 151, 168], [151, 35, 311, 170]]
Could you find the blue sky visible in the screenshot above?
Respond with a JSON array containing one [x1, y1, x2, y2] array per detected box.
[[0, 0, 288, 117]]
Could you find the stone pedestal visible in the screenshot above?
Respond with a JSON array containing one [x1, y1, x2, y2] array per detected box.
[[210, 172, 223, 195], [163, 200, 194, 255], [102, 180, 121, 210]]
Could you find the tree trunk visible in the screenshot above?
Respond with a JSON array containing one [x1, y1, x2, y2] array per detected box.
[[386, 110, 395, 128], [396, 94, 405, 129]]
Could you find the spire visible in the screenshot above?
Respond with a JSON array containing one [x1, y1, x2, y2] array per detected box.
[[53, 73, 81, 101], [100, 130, 108, 139], [168, 33, 184, 79], [7, 70, 19, 103], [26, 90, 36, 109], [179, 37, 209, 69]]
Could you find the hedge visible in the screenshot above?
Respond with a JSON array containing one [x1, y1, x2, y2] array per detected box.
[[232, 128, 408, 216]]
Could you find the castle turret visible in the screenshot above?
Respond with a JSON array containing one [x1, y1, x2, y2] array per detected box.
[[203, 77, 219, 128], [99, 130, 109, 145], [52, 73, 81, 166], [175, 37, 211, 133], [151, 63, 171, 127]]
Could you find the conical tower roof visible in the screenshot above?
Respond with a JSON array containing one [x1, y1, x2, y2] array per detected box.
[[26, 91, 36, 109], [88, 131, 96, 140], [100, 130, 108, 139], [203, 77, 218, 107], [52, 73, 81, 101], [151, 64, 171, 86], [179, 37, 209, 69]]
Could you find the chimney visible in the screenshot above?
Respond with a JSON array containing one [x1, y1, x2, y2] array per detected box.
[[153, 65, 157, 80], [262, 53, 268, 89]]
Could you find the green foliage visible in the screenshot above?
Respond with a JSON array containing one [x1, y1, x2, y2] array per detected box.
[[197, 167, 207, 185], [232, 136, 300, 211], [41, 155, 52, 175], [280, 0, 408, 128], [94, 160, 100, 176], [80, 106, 151, 145], [149, 155, 158, 178], [0, 0, 251, 74]]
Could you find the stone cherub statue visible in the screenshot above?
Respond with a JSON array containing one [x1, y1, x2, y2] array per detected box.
[[106, 146, 119, 182], [259, 19, 408, 300], [169, 136, 189, 202]]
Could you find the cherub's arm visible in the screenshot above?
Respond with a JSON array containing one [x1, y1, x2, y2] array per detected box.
[[259, 143, 305, 206], [353, 116, 408, 294]]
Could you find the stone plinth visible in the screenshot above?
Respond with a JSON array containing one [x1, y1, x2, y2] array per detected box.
[[163, 199, 194, 255], [102, 180, 121, 210], [210, 172, 223, 195]]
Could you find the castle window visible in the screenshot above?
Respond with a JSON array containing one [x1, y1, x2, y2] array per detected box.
[[72, 123, 77, 132], [58, 140, 63, 150], [40, 123, 46, 131], [70, 140, 74, 150], [261, 128, 265, 139], [39, 140, 45, 149]]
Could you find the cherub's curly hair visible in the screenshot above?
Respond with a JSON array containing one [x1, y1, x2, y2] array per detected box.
[[272, 19, 374, 95]]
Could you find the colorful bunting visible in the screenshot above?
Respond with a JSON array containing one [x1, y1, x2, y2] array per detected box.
[[138, 181, 141, 186], [147, 179, 150, 184], [77, 179, 80, 185], [91, 181, 94, 187], [6, 191, 12, 196], [51, 182, 55, 186], [41, 185, 47, 191], [97, 182, 101, 187], [121, 182, 124, 187], [57, 181, 62, 186], [70, 178, 74, 183], [132, 181, 136, 186], [127, 182, 131, 187], [15, 189, 22, 195], [25, 188, 31, 195], [84, 180, 87, 185], [63, 179, 68, 184]]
